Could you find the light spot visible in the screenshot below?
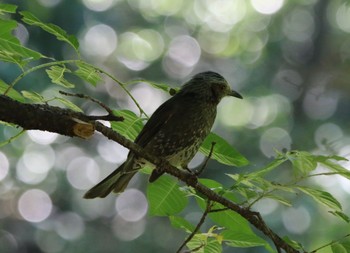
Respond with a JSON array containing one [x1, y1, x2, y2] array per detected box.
[[112, 215, 146, 241], [282, 206, 311, 234], [115, 188, 148, 222], [18, 189, 52, 223], [36, 0, 61, 8], [54, 212, 85, 240], [16, 145, 55, 185], [253, 198, 278, 215], [314, 123, 343, 149], [260, 127, 291, 157], [27, 130, 58, 145], [97, 139, 128, 164], [81, 24, 117, 58], [66, 156, 100, 190], [0, 152, 9, 181], [336, 3, 350, 33], [82, 0, 120, 12], [251, 0, 284, 15]]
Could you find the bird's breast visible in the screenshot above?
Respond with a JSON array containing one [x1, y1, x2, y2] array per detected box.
[[147, 102, 217, 163]]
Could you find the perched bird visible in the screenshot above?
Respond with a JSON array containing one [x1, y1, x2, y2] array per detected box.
[[84, 71, 242, 198]]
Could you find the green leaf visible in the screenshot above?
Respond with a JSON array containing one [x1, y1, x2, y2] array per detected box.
[[21, 90, 45, 103], [0, 19, 43, 67], [339, 241, 350, 252], [111, 110, 143, 141], [199, 132, 248, 167], [287, 151, 317, 176], [74, 62, 102, 86], [207, 210, 251, 235], [46, 65, 75, 88], [283, 236, 304, 251], [0, 79, 24, 102], [329, 211, 350, 223], [198, 178, 223, 191], [147, 175, 188, 216], [0, 3, 17, 14], [221, 229, 271, 250], [169, 216, 196, 233], [331, 243, 348, 253], [297, 187, 342, 211], [187, 235, 222, 253], [141, 80, 175, 93], [20, 11, 79, 53], [246, 155, 287, 178], [264, 194, 292, 207], [320, 159, 350, 180], [54, 97, 83, 112]]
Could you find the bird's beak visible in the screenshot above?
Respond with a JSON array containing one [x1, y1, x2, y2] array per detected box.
[[229, 90, 243, 99]]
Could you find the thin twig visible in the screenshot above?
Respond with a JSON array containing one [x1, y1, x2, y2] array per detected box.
[[176, 200, 213, 253], [59, 91, 113, 114], [195, 142, 216, 176], [209, 207, 229, 213], [90, 65, 149, 118], [59, 91, 123, 122]]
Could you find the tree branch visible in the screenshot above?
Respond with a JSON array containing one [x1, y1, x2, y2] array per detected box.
[[0, 94, 300, 253], [176, 200, 213, 253]]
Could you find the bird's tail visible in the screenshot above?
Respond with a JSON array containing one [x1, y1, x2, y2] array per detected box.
[[84, 161, 136, 199]]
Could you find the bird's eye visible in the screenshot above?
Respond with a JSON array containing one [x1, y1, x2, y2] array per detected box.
[[219, 84, 225, 90]]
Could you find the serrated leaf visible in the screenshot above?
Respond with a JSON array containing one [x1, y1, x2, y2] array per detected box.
[[199, 132, 248, 167], [46, 65, 75, 88], [21, 90, 45, 103], [110, 110, 143, 141], [74, 62, 102, 86], [0, 3, 17, 14], [54, 97, 83, 112], [20, 11, 79, 52], [0, 79, 24, 102], [0, 19, 43, 67], [169, 216, 196, 233], [297, 186, 342, 211], [147, 175, 188, 216]]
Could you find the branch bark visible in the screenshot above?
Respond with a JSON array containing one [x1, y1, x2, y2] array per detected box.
[[0, 94, 300, 253]]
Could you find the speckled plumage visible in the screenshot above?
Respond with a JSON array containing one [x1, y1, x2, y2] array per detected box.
[[84, 71, 242, 198]]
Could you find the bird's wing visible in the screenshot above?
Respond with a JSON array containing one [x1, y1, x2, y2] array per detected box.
[[134, 95, 180, 147]]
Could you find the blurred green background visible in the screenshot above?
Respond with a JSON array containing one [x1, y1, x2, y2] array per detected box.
[[1, 0, 350, 252]]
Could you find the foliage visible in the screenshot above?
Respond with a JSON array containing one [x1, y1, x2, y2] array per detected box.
[[1, 4, 350, 253]]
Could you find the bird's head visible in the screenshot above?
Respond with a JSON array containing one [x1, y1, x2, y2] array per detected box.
[[180, 71, 242, 104]]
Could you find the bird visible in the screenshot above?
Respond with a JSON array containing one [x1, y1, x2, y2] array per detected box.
[[84, 71, 242, 199]]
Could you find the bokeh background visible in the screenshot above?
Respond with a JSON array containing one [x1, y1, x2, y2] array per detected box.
[[1, 0, 350, 252]]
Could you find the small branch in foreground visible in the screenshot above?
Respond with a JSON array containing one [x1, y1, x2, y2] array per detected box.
[[176, 200, 213, 253]]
